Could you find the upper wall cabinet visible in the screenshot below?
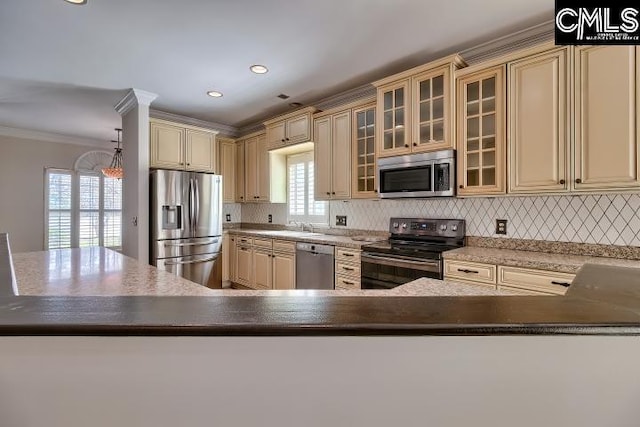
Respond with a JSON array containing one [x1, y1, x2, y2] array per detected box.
[[149, 119, 217, 173], [238, 132, 286, 203], [314, 109, 352, 200], [508, 47, 570, 194], [574, 46, 640, 191], [235, 139, 246, 203], [373, 55, 465, 158], [457, 66, 506, 196], [264, 107, 317, 150], [352, 103, 377, 198], [218, 137, 236, 203]]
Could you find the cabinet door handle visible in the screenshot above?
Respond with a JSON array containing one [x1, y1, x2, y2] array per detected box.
[[559, 179, 565, 185], [342, 280, 355, 285], [342, 266, 354, 271], [343, 253, 354, 257], [457, 268, 479, 274], [240, 196, 244, 199], [551, 281, 571, 287], [575, 178, 582, 184]]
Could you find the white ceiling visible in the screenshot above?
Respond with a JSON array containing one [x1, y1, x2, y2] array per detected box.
[[0, 0, 553, 142]]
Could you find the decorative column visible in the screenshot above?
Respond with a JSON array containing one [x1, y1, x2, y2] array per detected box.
[[115, 89, 158, 263]]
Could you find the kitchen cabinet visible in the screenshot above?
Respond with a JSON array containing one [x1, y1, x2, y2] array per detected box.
[[235, 243, 253, 287], [335, 247, 361, 290], [229, 236, 295, 290], [226, 234, 237, 285], [264, 107, 317, 150], [574, 46, 640, 191], [239, 132, 286, 203], [149, 119, 217, 173], [443, 259, 574, 295], [222, 232, 229, 284], [314, 110, 352, 200], [373, 55, 465, 158], [351, 103, 377, 198], [253, 249, 273, 290], [235, 140, 246, 202], [273, 251, 295, 290], [508, 47, 570, 193], [456, 65, 506, 195], [218, 137, 236, 202]]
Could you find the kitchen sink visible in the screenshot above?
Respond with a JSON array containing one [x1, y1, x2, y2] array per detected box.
[[255, 230, 324, 237]]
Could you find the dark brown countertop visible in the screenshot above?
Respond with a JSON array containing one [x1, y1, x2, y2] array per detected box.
[[2, 234, 640, 336]]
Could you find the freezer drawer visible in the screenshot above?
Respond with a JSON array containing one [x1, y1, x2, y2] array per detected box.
[[155, 252, 222, 289], [154, 236, 222, 259]]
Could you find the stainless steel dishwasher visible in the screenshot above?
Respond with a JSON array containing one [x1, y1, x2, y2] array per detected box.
[[295, 242, 335, 290]]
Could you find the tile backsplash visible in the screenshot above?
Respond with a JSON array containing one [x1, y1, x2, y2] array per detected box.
[[236, 194, 640, 247]]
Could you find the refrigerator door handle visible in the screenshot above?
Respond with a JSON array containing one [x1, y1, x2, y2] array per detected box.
[[188, 178, 195, 233], [163, 255, 218, 266], [164, 239, 219, 247], [194, 178, 200, 231]]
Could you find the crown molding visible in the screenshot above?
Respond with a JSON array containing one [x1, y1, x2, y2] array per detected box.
[[314, 83, 377, 112], [0, 125, 107, 147], [115, 88, 159, 115], [460, 20, 555, 65], [237, 122, 265, 138], [149, 109, 238, 137]]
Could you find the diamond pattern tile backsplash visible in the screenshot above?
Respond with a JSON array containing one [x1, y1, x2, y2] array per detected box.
[[239, 194, 640, 247]]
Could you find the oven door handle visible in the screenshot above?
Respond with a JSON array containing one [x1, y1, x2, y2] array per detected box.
[[361, 253, 440, 271]]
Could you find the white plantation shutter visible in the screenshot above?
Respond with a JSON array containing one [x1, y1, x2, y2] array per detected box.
[[45, 169, 122, 250], [287, 152, 328, 224]]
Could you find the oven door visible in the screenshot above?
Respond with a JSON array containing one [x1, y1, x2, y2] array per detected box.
[[360, 253, 441, 290], [378, 161, 434, 198]]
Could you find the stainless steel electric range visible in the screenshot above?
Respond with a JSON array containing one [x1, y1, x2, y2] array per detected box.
[[361, 218, 465, 290]]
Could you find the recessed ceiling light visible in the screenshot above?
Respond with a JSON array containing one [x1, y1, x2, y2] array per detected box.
[[64, 0, 87, 4], [250, 64, 269, 74], [206, 91, 223, 98]]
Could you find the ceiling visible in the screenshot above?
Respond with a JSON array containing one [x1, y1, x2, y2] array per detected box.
[[0, 0, 554, 142]]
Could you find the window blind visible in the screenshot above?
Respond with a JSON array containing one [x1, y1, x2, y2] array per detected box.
[[46, 171, 73, 249], [286, 152, 328, 224]]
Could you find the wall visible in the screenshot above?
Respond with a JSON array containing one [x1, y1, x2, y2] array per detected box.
[[0, 135, 95, 253], [1, 336, 639, 427], [241, 193, 640, 247]]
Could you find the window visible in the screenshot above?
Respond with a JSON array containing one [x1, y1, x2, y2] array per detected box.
[[287, 151, 328, 225], [45, 169, 122, 250]]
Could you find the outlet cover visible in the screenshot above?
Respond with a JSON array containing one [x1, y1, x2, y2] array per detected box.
[[496, 219, 507, 235], [225, 214, 231, 222], [268, 214, 273, 223], [336, 215, 347, 226]]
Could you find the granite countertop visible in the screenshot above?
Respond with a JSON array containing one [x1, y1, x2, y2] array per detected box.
[[443, 246, 640, 274], [12, 247, 514, 297], [227, 229, 384, 249]]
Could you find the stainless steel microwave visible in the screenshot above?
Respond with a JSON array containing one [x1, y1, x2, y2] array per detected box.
[[377, 150, 455, 198]]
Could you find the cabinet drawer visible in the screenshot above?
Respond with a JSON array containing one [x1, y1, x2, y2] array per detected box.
[[253, 238, 272, 250], [444, 260, 496, 284], [497, 266, 574, 295], [273, 239, 295, 253], [336, 261, 360, 277], [336, 247, 360, 264], [498, 285, 556, 296], [236, 236, 253, 247], [335, 275, 361, 290]]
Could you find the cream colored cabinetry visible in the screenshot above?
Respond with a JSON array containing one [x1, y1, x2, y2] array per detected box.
[[238, 132, 285, 203], [508, 48, 570, 193], [456, 66, 506, 195], [218, 137, 236, 202], [235, 140, 246, 202], [230, 236, 295, 290], [373, 55, 465, 158], [443, 259, 574, 295], [222, 232, 229, 284], [574, 46, 640, 191], [335, 247, 361, 290], [264, 107, 317, 150], [226, 234, 237, 285], [352, 103, 377, 198], [314, 110, 352, 200], [149, 119, 217, 173]]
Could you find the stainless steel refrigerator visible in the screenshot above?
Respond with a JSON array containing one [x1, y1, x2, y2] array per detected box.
[[150, 170, 223, 288]]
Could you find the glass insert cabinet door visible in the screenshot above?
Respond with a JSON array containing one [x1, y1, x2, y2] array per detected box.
[[352, 104, 377, 198], [377, 79, 410, 156], [457, 66, 506, 195], [412, 68, 451, 152]]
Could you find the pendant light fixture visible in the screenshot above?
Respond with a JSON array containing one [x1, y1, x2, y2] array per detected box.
[[102, 128, 123, 179]]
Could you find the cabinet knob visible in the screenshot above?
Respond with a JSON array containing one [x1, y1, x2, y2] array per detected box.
[[459, 185, 463, 189], [187, 163, 190, 166], [240, 196, 244, 199], [179, 162, 184, 165], [281, 139, 285, 142], [285, 137, 290, 141], [374, 189, 378, 193], [326, 192, 330, 195], [332, 192, 335, 195], [559, 179, 566, 185], [404, 144, 409, 148], [575, 178, 582, 184], [413, 142, 418, 146]]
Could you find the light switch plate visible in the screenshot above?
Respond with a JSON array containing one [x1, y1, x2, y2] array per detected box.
[[496, 219, 507, 235], [268, 214, 273, 223], [336, 216, 347, 226]]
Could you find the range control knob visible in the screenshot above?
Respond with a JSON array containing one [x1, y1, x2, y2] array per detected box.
[[440, 224, 448, 231], [401, 223, 407, 229], [392, 222, 399, 229], [451, 224, 458, 231]]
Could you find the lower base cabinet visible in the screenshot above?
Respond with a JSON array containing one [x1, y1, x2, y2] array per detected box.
[[253, 249, 273, 290], [444, 259, 574, 295], [273, 252, 295, 290], [231, 236, 295, 290], [235, 244, 253, 286], [335, 247, 361, 290]]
